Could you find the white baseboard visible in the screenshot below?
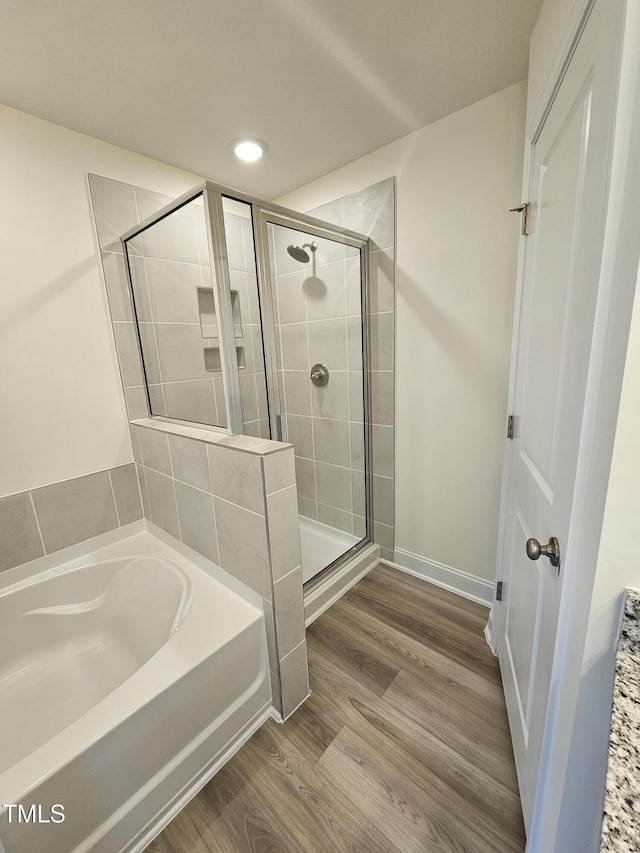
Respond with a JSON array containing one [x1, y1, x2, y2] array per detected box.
[[384, 547, 493, 607], [484, 608, 497, 655]]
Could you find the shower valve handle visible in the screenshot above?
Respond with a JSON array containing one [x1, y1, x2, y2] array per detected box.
[[310, 364, 329, 387]]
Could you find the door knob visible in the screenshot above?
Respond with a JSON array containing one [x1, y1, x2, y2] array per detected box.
[[526, 536, 561, 569]]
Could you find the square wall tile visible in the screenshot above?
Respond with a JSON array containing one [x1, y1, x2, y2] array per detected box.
[[113, 322, 143, 388], [263, 599, 279, 672], [305, 260, 347, 322], [298, 496, 317, 519], [154, 322, 211, 383], [316, 462, 352, 513], [0, 492, 44, 571], [285, 414, 314, 459], [370, 371, 394, 426], [373, 521, 394, 553], [136, 426, 171, 475], [371, 425, 394, 478], [280, 640, 310, 719], [317, 503, 352, 535], [144, 258, 203, 324], [372, 474, 394, 527], [214, 498, 271, 598], [369, 312, 394, 371], [101, 251, 133, 322], [307, 318, 347, 370], [207, 445, 264, 514], [276, 271, 307, 325], [263, 447, 296, 495], [266, 484, 301, 582], [294, 457, 316, 502], [144, 468, 180, 539], [274, 568, 305, 657], [136, 464, 150, 517], [312, 371, 349, 421], [351, 469, 366, 518], [312, 418, 350, 468], [140, 201, 199, 264], [282, 372, 312, 416], [134, 186, 173, 221], [32, 471, 119, 554], [369, 248, 395, 314], [279, 322, 308, 371], [163, 379, 218, 425], [169, 434, 210, 491], [110, 464, 143, 525], [175, 481, 218, 564], [124, 386, 149, 422]]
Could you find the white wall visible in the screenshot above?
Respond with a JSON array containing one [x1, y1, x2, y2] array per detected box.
[[0, 104, 199, 497], [279, 82, 527, 583]]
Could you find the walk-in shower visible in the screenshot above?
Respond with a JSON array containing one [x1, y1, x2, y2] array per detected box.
[[121, 181, 371, 585]]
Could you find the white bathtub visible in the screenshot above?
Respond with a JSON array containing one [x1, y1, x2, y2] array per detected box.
[[0, 526, 271, 853]]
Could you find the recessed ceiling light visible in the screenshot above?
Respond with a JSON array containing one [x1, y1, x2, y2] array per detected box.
[[231, 137, 267, 162]]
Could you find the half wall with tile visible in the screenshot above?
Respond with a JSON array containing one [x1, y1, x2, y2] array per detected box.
[[90, 174, 309, 718]]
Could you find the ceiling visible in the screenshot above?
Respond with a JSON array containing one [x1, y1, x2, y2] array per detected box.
[[0, 0, 541, 198]]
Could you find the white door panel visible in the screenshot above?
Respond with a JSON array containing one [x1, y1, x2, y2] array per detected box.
[[497, 0, 622, 833]]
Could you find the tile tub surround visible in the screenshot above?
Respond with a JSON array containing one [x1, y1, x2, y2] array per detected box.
[[305, 178, 396, 561], [601, 588, 640, 852], [132, 421, 309, 719], [0, 464, 142, 573]]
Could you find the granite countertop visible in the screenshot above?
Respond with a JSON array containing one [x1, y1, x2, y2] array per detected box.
[[601, 588, 640, 852]]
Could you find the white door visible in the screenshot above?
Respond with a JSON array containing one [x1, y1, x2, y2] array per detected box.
[[497, 0, 622, 832]]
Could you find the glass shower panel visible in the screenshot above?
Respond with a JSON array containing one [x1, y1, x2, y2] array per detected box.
[[221, 198, 270, 439], [125, 195, 227, 427], [267, 221, 367, 583]]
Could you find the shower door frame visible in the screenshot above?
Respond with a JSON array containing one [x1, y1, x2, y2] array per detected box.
[[251, 206, 374, 583], [121, 176, 374, 581]]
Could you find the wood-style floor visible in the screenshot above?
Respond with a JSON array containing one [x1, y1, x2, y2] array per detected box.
[[146, 565, 525, 853]]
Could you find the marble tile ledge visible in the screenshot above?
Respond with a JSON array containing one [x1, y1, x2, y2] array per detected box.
[[601, 588, 640, 852]]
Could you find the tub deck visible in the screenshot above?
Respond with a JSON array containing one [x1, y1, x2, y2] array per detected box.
[[0, 527, 271, 853]]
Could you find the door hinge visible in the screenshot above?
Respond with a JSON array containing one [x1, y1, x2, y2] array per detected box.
[[507, 415, 515, 439], [509, 203, 530, 236], [496, 581, 504, 601]]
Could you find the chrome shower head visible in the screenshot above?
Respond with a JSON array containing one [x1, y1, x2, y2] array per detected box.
[[286, 241, 317, 263]]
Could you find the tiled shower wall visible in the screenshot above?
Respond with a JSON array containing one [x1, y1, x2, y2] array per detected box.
[[127, 197, 229, 428], [271, 226, 366, 539], [223, 200, 270, 438], [119, 192, 268, 435], [285, 178, 396, 560], [89, 174, 308, 718]]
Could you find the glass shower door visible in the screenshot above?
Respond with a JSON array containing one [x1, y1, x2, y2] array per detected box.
[[263, 217, 369, 583]]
